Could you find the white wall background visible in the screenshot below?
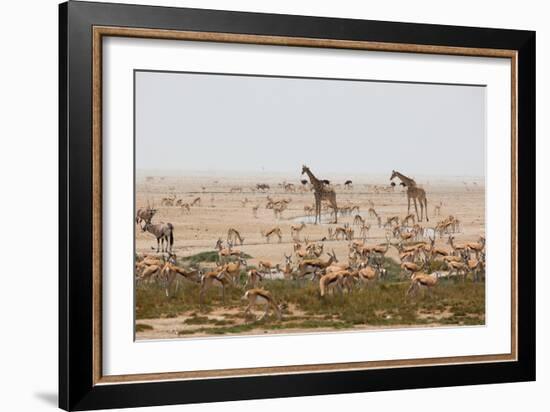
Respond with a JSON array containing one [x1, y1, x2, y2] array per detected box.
[[0, 0, 546, 411]]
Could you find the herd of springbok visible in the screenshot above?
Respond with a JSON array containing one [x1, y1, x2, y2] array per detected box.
[[135, 166, 485, 321]]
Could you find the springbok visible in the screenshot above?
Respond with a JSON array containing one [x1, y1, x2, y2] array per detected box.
[[261, 227, 282, 243], [297, 250, 338, 280], [319, 271, 344, 297], [290, 223, 306, 241], [199, 268, 231, 306], [242, 288, 286, 321], [448, 235, 467, 255], [252, 204, 259, 218], [465, 235, 485, 258], [353, 214, 365, 226], [227, 228, 245, 245], [406, 271, 439, 297], [219, 257, 248, 285], [244, 269, 264, 289]]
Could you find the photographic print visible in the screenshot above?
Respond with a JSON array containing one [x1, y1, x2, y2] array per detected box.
[[60, 4, 534, 408], [134, 70, 486, 339]]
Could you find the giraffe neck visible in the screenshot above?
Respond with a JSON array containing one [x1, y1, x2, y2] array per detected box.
[[305, 169, 322, 188], [395, 171, 416, 186]]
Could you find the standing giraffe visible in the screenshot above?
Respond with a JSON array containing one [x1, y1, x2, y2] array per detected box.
[[301, 165, 338, 224], [390, 170, 429, 222]]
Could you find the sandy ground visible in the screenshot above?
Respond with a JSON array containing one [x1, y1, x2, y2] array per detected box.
[[135, 173, 484, 265]]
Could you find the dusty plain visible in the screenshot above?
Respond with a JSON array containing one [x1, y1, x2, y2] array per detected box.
[[135, 172, 486, 340]]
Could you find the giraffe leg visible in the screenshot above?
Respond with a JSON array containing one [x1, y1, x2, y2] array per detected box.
[[316, 199, 321, 224], [407, 195, 411, 215], [413, 198, 420, 222], [424, 197, 429, 222]]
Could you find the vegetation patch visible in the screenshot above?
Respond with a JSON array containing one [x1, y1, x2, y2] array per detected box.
[[135, 323, 153, 332], [180, 250, 253, 265]]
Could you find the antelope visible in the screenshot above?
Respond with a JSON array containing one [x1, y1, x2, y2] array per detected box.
[[199, 268, 232, 305], [426, 237, 450, 259], [256, 183, 270, 191], [400, 260, 425, 278], [283, 182, 296, 192], [345, 224, 354, 241], [371, 235, 391, 259], [136, 206, 157, 226], [358, 262, 386, 286], [136, 256, 165, 283], [160, 254, 202, 296], [161, 194, 176, 206], [351, 241, 372, 261], [220, 257, 248, 285], [244, 269, 263, 289], [258, 260, 280, 275], [353, 214, 365, 226], [304, 205, 314, 217], [141, 221, 174, 253], [467, 257, 485, 282], [384, 216, 400, 228], [272, 202, 287, 219], [359, 223, 371, 239], [229, 186, 243, 193], [282, 254, 294, 279], [344, 180, 353, 189], [448, 235, 467, 255], [215, 238, 232, 263], [290, 223, 306, 241], [407, 271, 439, 297], [215, 238, 242, 263], [136, 254, 163, 268], [302, 238, 324, 258], [448, 260, 468, 281], [252, 204, 259, 218], [293, 242, 309, 261], [190, 196, 201, 207], [331, 224, 352, 241], [242, 288, 286, 321], [402, 213, 416, 226], [434, 201, 443, 216], [261, 227, 282, 243], [319, 270, 346, 297], [442, 255, 463, 264], [341, 270, 361, 293], [368, 207, 378, 218], [180, 203, 191, 213], [227, 228, 245, 245], [465, 235, 486, 258], [319, 271, 345, 297], [298, 250, 338, 280]]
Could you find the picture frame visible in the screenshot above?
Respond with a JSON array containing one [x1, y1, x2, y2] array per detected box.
[[59, 1, 535, 410]]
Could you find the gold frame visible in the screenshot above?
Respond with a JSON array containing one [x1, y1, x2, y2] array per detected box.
[[92, 26, 518, 385]]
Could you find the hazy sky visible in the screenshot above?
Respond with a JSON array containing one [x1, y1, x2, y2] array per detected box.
[[135, 71, 485, 177]]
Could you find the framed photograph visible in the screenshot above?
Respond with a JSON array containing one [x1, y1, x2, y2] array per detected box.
[[59, 1, 535, 410]]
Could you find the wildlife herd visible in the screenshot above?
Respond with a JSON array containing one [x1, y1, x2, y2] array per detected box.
[[135, 166, 485, 336]]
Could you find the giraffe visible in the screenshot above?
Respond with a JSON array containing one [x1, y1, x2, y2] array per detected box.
[[301, 165, 338, 224], [390, 170, 429, 222]]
